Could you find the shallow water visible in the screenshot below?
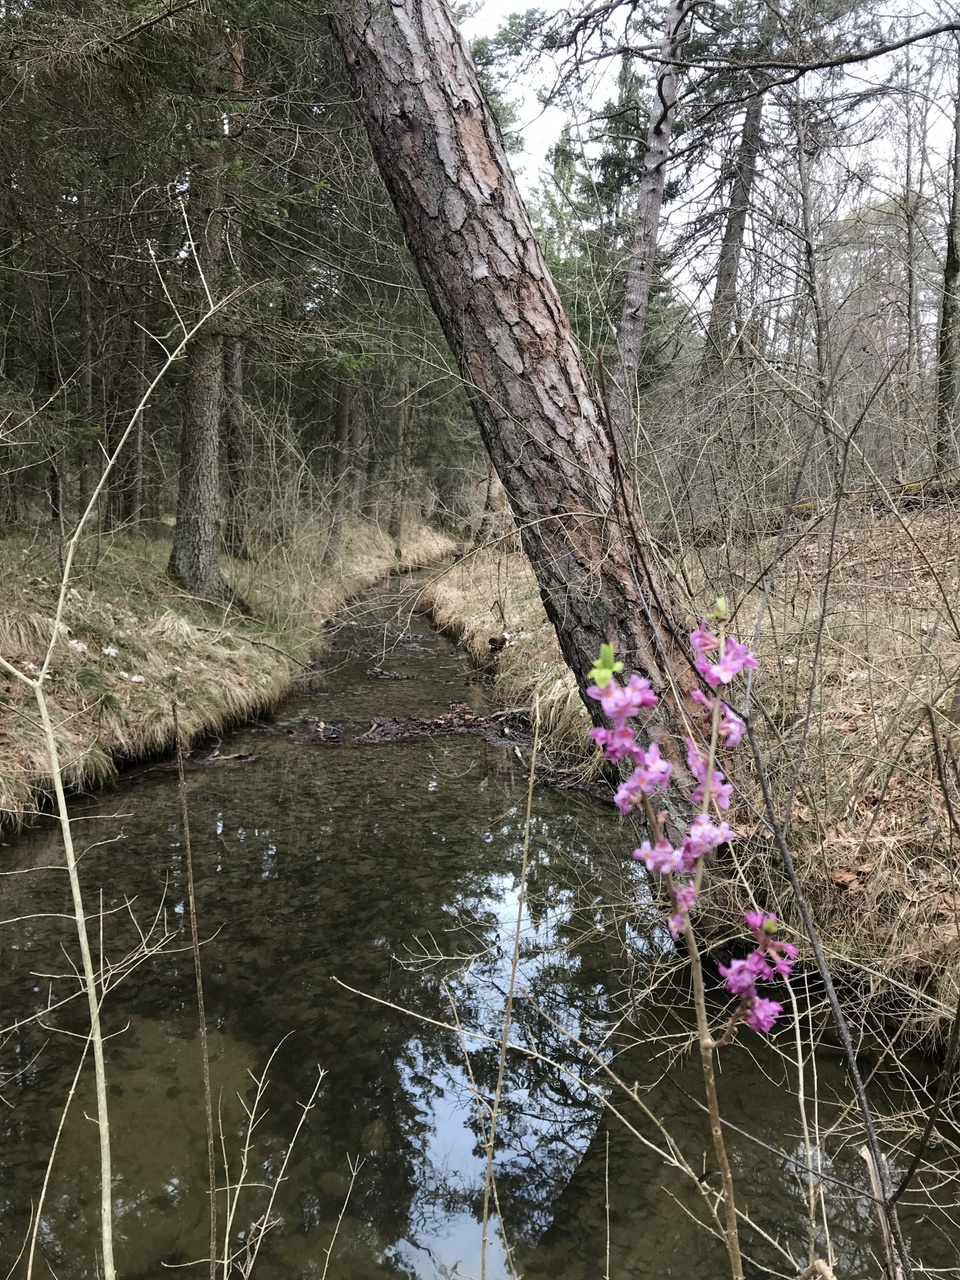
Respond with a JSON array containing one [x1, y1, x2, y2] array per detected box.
[[0, 582, 957, 1278]]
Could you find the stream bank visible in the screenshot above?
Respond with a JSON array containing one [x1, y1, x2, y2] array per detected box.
[[2, 579, 958, 1279], [420, 544, 960, 1046], [0, 519, 455, 829]]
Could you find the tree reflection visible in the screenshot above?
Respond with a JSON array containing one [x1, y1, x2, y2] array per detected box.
[[1, 605, 956, 1278]]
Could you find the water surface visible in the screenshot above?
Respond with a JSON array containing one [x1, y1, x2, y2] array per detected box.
[[1, 583, 956, 1278]]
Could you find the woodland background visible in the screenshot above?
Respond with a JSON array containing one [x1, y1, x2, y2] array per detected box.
[[2, 0, 959, 574]]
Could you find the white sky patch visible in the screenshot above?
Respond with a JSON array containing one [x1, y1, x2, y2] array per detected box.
[[458, 0, 577, 195]]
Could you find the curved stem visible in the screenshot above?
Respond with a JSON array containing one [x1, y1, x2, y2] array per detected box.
[[35, 689, 115, 1280], [681, 917, 744, 1280]]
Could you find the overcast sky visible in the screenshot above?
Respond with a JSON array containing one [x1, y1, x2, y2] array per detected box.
[[457, 0, 571, 195]]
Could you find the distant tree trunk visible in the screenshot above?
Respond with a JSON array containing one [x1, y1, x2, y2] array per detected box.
[[125, 311, 147, 531], [168, 24, 230, 599], [350, 397, 371, 516], [700, 90, 764, 374], [793, 93, 839, 484], [169, 323, 225, 596], [936, 49, 960, 472], [387, 380, 413, 542], [224, 338, 250, 558], [328, 0, 696, 771], [324, 379, 352, 565], [223, 33, 250, 559], [610, 0, 693, 459]]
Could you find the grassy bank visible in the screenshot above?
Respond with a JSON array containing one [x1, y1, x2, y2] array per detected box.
[[418, 547, 594, 772], [0, 518, 455, 827], [422, 520, 960, 1041]]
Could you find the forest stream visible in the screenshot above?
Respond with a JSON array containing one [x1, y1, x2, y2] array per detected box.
[[1, 578, 957, 1280]]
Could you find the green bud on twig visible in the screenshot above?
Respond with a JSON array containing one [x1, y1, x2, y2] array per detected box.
[[588, 642, 623, 688]]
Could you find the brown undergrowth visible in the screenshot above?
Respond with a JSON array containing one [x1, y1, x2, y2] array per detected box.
[[0, 518, 454, 828], [687, 506, 960, 1042], [422, 512, 960, 1040]]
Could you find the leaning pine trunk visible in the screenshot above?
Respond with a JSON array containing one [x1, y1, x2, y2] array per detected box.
[[328, 0, 697, 796]]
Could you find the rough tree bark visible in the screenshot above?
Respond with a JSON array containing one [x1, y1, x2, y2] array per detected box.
[[328, 0, 696, 778], [936, 46, 960, 471], [609, 0, 693, 459], [224, 338, 250, 559], [700, 6, 777, 376]]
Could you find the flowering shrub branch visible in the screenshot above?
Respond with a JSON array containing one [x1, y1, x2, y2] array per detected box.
[[587, 603, 800, 1280], [588, 600, 796, 1036], [587, 605, 915, 1280]]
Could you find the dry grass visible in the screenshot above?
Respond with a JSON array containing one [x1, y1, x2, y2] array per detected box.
[[0, 518, 455, 828], [682, 507, 960, 1041], [418, 546, 600, 775], [420, 509, 960, 1039]]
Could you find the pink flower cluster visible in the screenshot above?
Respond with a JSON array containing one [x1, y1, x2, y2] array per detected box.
[[587, 674, 669, 814], [589, 621, 795, 1035], [690, 623, 758, 688], [719, 912, 798, 1032]]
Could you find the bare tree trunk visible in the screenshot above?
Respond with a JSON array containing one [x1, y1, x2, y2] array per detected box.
[[324, 379, 352, 565], [387, 377, 413, 542], [793, 95, 839, 484], [609, 0, 693, 458], [328, 0, 695, 770], [349, 394, 369, 516], [936, 46, 960, 472], [168, 26, 230, 599], [699, 4, 778, 377], [169, 327, 225, 597], [700, 89, 765, 374], [77, 264, 97, 518], [125, 303, 147, 531], [223, 32, 250, 559], [224, 337, 250, 558]]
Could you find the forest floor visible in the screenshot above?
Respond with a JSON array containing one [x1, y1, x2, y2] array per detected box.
[[0, 517, 455, 829], [422, 506, 960, 1042]]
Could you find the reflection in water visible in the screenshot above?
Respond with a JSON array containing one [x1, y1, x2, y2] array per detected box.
[[0, 588, 957, 1278]]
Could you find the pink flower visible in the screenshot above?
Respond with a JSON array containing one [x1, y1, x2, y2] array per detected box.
[[744, 997, 783, 1034], [588, 674, 657, 726], [672, 881, 697, 913], [633, 743, 672, 791], [694, 634, 758, 688], [690, 762, 733, 810], [686, 814, 733, 854], [715, 638, 758, 684], [614, 745, 673, 812], [686, 738, 708, 782], [633, 838, 683, 874], [690, 692, 746, 749], [622, 673, 658, 713], [588, 725, 637, 762], [719, 706, 745, 747], [690, 623, 718, 655], [712, 776, 733, 810], [744, 912, 797, 979], [719, 952, 768, 998]]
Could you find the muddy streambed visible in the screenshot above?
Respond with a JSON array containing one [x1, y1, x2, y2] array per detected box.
[[0, 582, 957, 1279]]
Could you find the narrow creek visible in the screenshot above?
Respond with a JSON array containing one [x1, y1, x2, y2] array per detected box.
[[0, 580, 956, 1279]]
